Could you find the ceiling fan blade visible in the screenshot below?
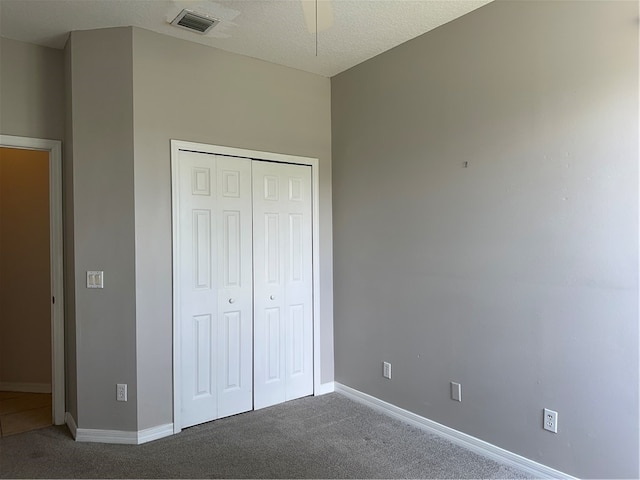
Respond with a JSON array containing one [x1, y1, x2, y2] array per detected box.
[[301, 0, 334, 34]]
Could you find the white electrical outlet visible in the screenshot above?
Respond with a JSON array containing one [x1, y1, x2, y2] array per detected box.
[[383, 362, 392, 379], [543, 408, 558, 433], [451, 382, 462, 402], [117, 383, 128, 402]]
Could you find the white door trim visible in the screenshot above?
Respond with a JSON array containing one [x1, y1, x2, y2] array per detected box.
[[0, 134, 65, 425], [171, 139, 321, 434]]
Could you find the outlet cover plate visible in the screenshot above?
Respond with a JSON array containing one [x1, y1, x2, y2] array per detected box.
[[117, 383, 128, 402], [383, 362, 392, 379], [543, 408, 558, 433]]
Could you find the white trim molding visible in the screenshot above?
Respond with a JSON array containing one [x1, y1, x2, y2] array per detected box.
[[137, 423, 175, 444], [65, 412, 78, 439], [0, 135, 65, 426], [66, 413, 173, 445], [334, 383, 577, 480], [74, 428, 137, 444], [0, 382, 52, 393], [314, 382, 335, 396]]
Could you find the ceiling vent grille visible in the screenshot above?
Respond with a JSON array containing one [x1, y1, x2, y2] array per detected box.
[[170, 9, 219, 34]]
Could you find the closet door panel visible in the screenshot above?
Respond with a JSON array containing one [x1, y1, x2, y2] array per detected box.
[[177, 151, 252, 427], [253, 161, 313, 409], [177, 151, 218, 428], [215, 155, 253, 418]]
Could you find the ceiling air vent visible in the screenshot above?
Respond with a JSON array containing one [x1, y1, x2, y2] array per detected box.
[[170, 9, 219, 34]]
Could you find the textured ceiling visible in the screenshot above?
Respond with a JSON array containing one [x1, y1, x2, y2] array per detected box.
[[0, 0, 492, 77]]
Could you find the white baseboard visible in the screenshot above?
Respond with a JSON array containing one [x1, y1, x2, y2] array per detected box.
[[137, 423, 174, 444], [315, 381, 335, 395], [334, 383, 576, 480], [0, 382, 51, 393], [65, 413, 173, 445], [74, 427, 138, 444], [65, 412, 78, 439]]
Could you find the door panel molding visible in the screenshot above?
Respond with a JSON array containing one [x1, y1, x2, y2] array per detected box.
[[171, 140, 321, 434], [0, 135, 64, 426]]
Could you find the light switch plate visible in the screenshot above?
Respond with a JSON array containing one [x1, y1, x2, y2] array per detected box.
[[87, 271, 104, 289]]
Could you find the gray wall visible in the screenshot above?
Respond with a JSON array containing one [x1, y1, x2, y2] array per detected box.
[[63, 26, 332, 432], [131, 27, 333, 429], [66, 28, 138, 430], [331, 1, 638, 478], [0, 37, 64, 140]]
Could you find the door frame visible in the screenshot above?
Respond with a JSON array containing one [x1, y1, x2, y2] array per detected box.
[[171, 140, 321, 433], [0, 135, 65, 425]]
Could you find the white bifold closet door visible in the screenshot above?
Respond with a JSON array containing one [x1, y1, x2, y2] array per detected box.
[[176, 151, 313, 428], [252, 161, 313, 410], [177, 151, 253, 428]]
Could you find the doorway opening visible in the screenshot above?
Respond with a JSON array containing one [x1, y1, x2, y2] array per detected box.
[[0, 135, 64, 430]]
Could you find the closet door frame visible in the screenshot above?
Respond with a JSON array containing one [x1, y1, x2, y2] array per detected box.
[[170, 140, 321, 434]]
